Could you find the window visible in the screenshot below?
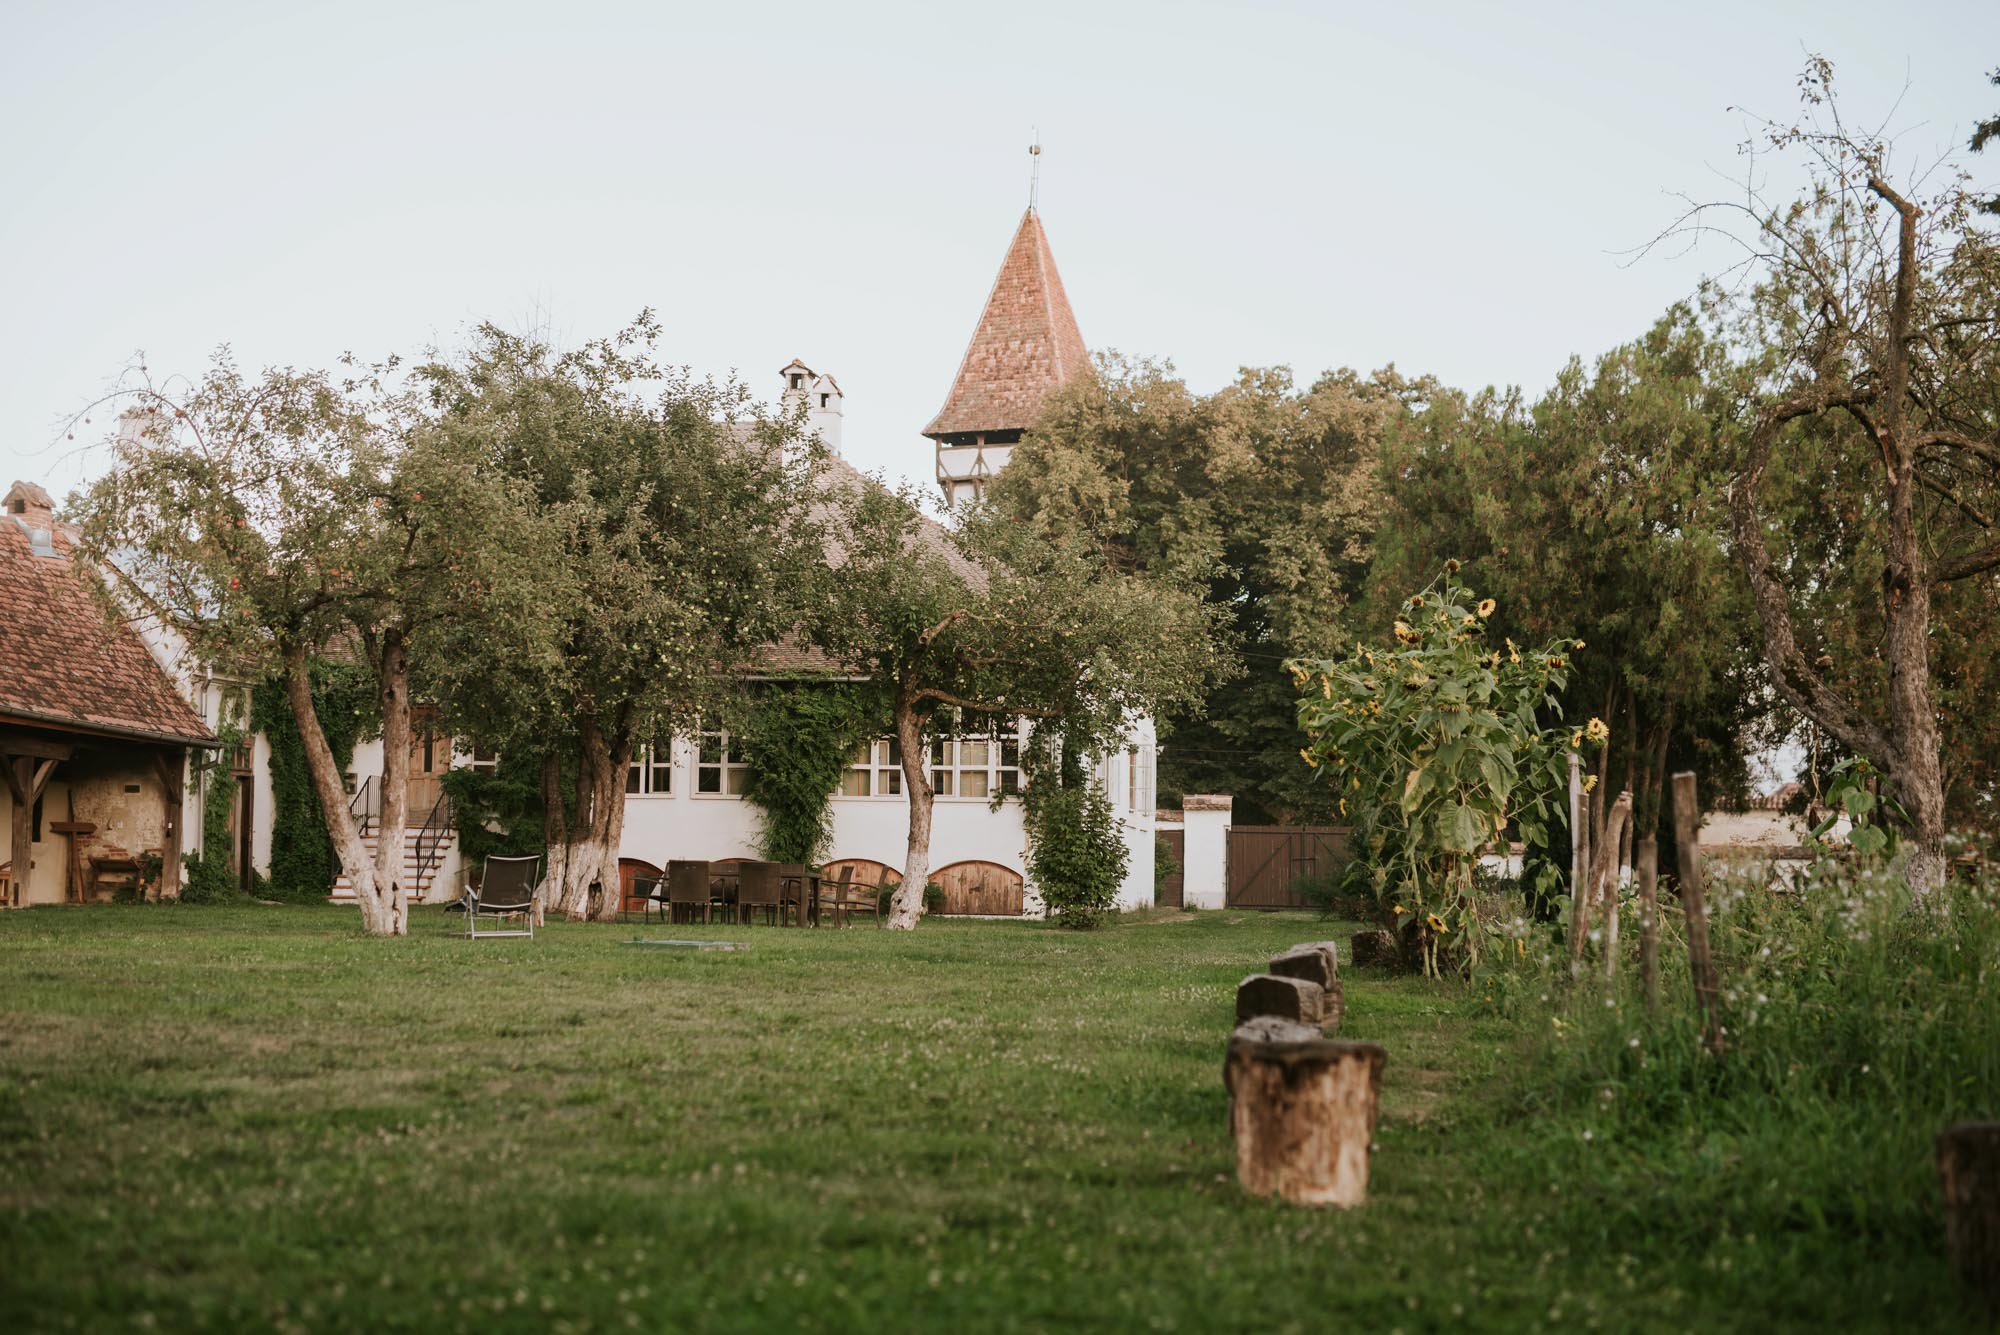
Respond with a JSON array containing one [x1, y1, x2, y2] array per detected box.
[[930, 727, 1023, 799], [469, 745, 500, 775], [696, 728, 749, 795], [626, 739, 673, 795], [819, 393, 830, 408], [789, 373, 804, 389], [1127, 745, 1155, 812], [841, 739, 904, 797]]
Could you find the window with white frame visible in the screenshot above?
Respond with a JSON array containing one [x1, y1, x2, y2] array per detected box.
[[930, 726, 1024, 799], [469, 745, 500, 775], [1127, 744, 1155, 812], [841, 738, 903, 797], [626, 738, 673, 795], [696, 727, 749, 795]]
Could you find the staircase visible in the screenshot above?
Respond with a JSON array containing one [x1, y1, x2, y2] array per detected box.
[[329, 824, 457, 903]]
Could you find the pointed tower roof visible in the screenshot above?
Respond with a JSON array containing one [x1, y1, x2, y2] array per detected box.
[[923, 208, 1089, 440]]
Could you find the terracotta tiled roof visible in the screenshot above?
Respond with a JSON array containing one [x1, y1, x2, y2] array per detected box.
[[922, 209, 1090, 439], [0, 485, 215, 746], [737, 454, 984, 677]]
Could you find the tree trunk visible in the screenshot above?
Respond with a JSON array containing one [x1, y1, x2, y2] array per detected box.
[[1224, 1017, 1386, 1207], [587, 727, 636, 923], [373, 629, 411, 937], [283, 645, 400, 936], [549, 719, 618, 921], [889, 685, 931, 931], [536, 748, 569, 928]]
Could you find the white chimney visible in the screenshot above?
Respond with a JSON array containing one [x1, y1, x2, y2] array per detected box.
[[779, 359, 843, 454]]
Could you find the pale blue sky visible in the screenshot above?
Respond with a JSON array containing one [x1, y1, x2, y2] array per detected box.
[[3, 0, 1994, 501]]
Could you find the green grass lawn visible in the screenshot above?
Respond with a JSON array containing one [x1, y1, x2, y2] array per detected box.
[[0, 904, 1974, 1333]]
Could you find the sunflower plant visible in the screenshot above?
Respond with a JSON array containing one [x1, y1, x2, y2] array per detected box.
[[1291, 565, 1598, 977]]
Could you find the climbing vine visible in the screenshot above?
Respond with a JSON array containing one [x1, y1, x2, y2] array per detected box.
[[179, 720, 243, 903], [250, 660, 376, 900], [733, 680, 886, 864]]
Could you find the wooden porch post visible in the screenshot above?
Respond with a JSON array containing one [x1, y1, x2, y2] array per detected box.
[[153, 749, 185, 902], [3, 750, 62, 907]]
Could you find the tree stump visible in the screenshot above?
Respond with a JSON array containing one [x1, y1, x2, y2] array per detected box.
[[1236, 973, 1326, 1026], [1225, 1017, 1386, 1206], [1939, 1122, 2000, 1317], [1349, 928, 1401, 971], [1269, 942, 1343, 1031]]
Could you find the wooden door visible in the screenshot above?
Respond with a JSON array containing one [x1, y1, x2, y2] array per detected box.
[[1157, 828, 1185, 908], [408, 719, 450, 820], [932, 860, 1024, 916], [1225, 826, 1351, 908]]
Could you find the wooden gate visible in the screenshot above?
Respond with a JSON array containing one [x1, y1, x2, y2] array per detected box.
[[1157, 828, 1185, 908], [932, 860, 1024, 916], [1225, 826, 1350, 909]]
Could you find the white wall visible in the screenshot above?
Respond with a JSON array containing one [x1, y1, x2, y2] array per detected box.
[[1181, 798, 1232, 909]]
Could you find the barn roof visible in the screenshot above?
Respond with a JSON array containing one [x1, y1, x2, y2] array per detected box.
[[0, 481, 215, 747], [922, 209, 1089, 440]]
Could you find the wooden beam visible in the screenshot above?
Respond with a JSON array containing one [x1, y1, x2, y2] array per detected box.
[[0, 730, 76, 762], [6, 761, 32, 906]]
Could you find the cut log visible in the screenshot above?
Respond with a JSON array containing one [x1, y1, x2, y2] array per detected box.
[[1236, 973, 1325, 1027], [1939, 1122, 2000, 1317], [1225, 1017, 1386, 1207], [1269, 942, 1344, 1031], [1350, 928, 1401, 971]]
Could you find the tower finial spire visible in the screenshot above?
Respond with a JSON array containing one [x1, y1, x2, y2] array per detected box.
[[1028, 133, 1041, 212]]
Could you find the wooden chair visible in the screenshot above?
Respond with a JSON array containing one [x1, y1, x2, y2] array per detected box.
[[775, 862, 814, 926], [820, 867, 882, 927], [666, 860, 714, 924], [464, 855, 540, 939], [736, 860, 786, 926]]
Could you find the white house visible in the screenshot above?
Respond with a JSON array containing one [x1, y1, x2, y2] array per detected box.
[[345, 203, 1160, 917]]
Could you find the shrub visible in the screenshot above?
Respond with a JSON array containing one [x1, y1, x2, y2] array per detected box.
[[1028, 783, 1127, 929], [1153, 835, 1179, 899], [876, 881, 945, 916]]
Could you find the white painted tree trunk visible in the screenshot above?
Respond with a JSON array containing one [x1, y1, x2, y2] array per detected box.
[[889, 694, 931, 932], [284, 645, 404, 937]]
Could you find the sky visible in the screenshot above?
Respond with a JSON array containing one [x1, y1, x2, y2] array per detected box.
[[2, 0, 1995, 504]]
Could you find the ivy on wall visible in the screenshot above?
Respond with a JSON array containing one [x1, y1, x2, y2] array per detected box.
[[179, 721, 243, 904], [733, 680, 887, 865], [249, 661, 377, 900]]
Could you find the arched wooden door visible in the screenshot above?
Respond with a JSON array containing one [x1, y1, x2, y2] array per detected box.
[[932, 860, 1024, 916]]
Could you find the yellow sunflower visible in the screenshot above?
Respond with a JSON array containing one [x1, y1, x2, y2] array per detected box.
[[1477, 598, 1496, 618]]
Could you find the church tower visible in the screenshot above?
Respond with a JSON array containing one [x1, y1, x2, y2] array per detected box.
[[923, 207, 1089, 506]]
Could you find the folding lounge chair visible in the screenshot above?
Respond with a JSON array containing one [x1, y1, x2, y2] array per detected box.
[[464, 854, 541, 939]]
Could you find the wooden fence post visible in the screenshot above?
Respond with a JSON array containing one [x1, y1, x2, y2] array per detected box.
[[1225, 1017, 1386, 1207], [1597, 792, 1632, 979], [1635, 834, 1660, 1015], [1567, 752, 1588, 959], [1670, 771, 1723, 1054], [1939, 1122, 2000, 1317]]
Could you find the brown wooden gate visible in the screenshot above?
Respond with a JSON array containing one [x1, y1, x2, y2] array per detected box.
[[933, 860, 1024, 916], [1157, 828, 1185, 908], [1225, 826, 1350, 908]]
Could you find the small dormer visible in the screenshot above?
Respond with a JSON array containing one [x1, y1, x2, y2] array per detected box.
[[778, 359, 844, 454]]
